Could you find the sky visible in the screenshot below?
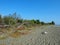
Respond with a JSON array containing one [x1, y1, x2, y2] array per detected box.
[[0, 0, 60, 25]]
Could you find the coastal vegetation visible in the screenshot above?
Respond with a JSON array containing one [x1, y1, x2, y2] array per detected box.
[[0, 12, 55, 27], [0, 12, 55, 38]]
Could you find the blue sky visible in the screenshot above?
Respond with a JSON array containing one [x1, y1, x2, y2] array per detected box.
[[0, 0, 60, 24]]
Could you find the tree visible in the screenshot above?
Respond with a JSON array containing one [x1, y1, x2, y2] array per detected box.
[[30, 19, 36, 24], [51, 21, 55, 25], [3, 15, 16, 25], [3, 12, 22, 26], [0, 15, 2, 23], [17, 19, 23, 23], [3, 16, 11, 25], [41, 22, 45, 25], [35, 20, 40, 24]]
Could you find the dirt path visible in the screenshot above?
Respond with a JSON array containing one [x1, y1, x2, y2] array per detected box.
[[0, 25, 60, 45]]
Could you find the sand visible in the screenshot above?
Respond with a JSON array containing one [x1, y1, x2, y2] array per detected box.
[[0, 25, 60, 45]]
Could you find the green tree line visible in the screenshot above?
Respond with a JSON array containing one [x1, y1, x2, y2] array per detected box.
[[0, 12, 55, 26]]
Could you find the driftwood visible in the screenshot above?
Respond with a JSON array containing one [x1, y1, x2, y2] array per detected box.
[[0, 25, 10, 28]]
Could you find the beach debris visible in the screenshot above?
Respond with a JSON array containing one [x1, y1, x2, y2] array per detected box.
[[41, 31, 48, 35]]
